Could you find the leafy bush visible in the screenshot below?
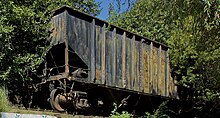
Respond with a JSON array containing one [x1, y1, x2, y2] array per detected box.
[[110, 101, 171, 118], [144, 101, 170, 118], [0, 86, 11, 112], [110, 103, 131, 118], [110, 111, 131, 118], [0, 0, 100, 84]]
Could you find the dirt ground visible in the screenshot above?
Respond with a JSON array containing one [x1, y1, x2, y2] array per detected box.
[[8, 106, 107, 118]]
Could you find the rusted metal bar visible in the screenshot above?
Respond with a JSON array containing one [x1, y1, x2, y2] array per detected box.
[[63, 11, 69, 80], [72, 68, 88, 78]]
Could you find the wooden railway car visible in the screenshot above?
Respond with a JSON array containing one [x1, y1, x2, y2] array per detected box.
[[36, 6, 178, 114]]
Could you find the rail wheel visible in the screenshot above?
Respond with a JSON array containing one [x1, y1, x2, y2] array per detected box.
[[50, 89, 68, 112]]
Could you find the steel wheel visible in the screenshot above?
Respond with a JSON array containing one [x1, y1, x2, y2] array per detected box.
[[50, 89, 66, 112]]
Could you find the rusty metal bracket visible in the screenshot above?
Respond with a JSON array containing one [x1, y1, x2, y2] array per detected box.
[[118, 95, 131, 108]]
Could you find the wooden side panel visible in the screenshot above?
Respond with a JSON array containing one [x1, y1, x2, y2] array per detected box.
[[160, 49, 166, 96], [101, 24, 106, 84], [95, 25, 101, 84], [112, 28, 116, 86], [67, 15, 91, 65], [152, 46, 158, 94], [90, 19, 95, 83], [143, 43, 149, 93], [116, 33, 123, 87], [133, 40, 138, 91], [126, 37, 131, 89], [140, 40, 144, 92], [106, 31, 113, 86], [130, 36, 135, 90], [157, 46, 161, 95], [122, 32, 126, 88], [165, 49, 169, 96], [149, 42, 153, 93]]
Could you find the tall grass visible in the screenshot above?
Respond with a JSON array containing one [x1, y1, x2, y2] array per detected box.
[[0, 86, 11, 112]]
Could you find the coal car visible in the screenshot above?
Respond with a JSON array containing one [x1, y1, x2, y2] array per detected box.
[[35, 6, 178, 114]]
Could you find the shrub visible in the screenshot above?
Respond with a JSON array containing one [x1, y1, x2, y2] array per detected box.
[[110, 103, 131, 118], [0, 86, 11, 112], [110, 101, 171, 118], [144, 101, 170, 118], [110, 111, 131, 118]]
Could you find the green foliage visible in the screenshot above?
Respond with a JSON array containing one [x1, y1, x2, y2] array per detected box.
[[110, 103, 131, 118], [144, 101, 170, 118], [108, 0, 135, 18], [0, 86, 11, 112], [110, 102, 171, 118], [109, 0, 173, 43], [0, 0, 100, 83], [109, 0, 220, 117], [110, 111, 130, 118]]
